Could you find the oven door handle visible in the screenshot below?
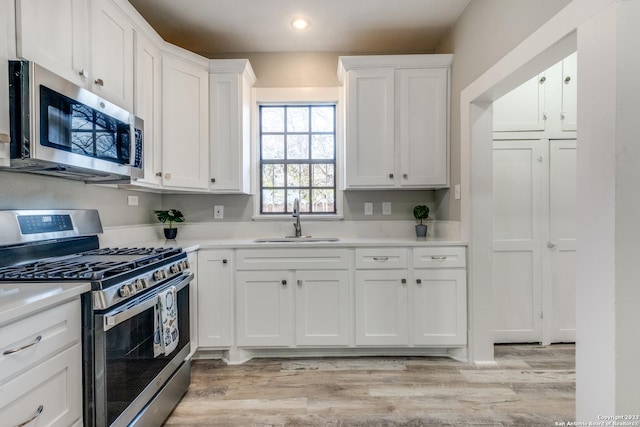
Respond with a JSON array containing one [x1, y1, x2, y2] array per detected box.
[[103, 272, 193, 331]]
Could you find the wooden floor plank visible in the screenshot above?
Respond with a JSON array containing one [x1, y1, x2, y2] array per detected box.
[[164, 344, 575, 426]]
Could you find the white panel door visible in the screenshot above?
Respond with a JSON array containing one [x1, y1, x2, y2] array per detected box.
[[197, 250, 233, 348], [295, 270, 350, 346], [355, 270, 408, 346], [546, 140, 577, 342], [236, 271, 292, 347], [493, 74, 546, 132], [413, 269, 467, 346], [397, 68, 449, 187], [345, 68, 396, 188], [492, 140, 544, 342], [561, 53, 578, 132], [15, 0, 88, 87]]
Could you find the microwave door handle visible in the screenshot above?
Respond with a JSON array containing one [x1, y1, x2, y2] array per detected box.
[[103, 273, 193, 331]]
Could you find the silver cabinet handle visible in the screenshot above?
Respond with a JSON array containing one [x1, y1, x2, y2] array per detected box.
[[94, 78, 104, 86], [14, 405, 44, 427], [430, 256, 447, 260], [372, 257, 389, 262], [3, 335, 42, 355]]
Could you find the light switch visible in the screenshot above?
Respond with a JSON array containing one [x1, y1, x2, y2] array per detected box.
[[364, 202, 373, 216], [382, 202, 392, 215]]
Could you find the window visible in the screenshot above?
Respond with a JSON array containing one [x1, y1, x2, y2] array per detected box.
[[259, 104, 336, 214]]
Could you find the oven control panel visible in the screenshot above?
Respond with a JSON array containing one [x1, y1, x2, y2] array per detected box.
[[94, 258, 190, 310]]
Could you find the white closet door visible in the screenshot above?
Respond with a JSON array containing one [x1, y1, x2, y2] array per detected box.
[[492, 140, 544, 343], [546, 140, 577, 342]]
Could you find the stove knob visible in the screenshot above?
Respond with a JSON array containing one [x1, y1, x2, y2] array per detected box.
[[134, 279, 145, 291], [153, 270, 165, 281], [118, 284, 131, 298], [170, 263, 180, 274], [139, 278, 148, 288]]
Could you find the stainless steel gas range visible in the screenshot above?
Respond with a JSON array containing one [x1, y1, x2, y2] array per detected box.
[[0, 209, 192, 427]]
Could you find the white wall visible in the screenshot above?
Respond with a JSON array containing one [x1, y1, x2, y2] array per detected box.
[[457, 0, 640, 420]]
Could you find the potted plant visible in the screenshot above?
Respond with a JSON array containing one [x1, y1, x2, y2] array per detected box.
[[154, 209, 185, 239], [413, 205, 429, 238]]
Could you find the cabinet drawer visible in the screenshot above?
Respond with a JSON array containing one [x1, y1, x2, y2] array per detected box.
[[236, 249, 349, 270], [0, 300, 80, 384], [0, 343, 82, 426], [413, 247, 466, 269], [355, 248, 408, 269]]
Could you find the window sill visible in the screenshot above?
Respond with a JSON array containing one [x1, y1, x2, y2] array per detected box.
[[252, 214, 344, 221]]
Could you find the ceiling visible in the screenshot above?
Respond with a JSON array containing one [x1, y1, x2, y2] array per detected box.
[[127, 0, 471, 57]]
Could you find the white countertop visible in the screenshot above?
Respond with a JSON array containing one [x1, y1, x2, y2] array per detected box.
[[0, 282, 90, 327]]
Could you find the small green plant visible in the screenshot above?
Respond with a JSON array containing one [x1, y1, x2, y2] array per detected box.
[[154, 209, 185, 229], [413, 205, 429, 225]]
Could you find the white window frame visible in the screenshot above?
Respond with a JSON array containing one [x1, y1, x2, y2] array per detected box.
[[251, 87, 344, 220]]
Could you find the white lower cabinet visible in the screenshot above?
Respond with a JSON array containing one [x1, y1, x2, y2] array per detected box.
[[235, 249, 350, 348], [236, 269, 350, 348], [197, 250, 233, 348], [0, 299, 83, 426], [355, 270, 409, 346], [413, 269, 467, 345]]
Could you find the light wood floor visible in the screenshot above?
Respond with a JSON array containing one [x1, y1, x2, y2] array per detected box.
[[164, 344, 575, 426]]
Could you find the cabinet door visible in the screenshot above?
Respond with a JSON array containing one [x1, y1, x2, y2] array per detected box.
[[492, 140, 544, 343], [197, 250, 233, 348], [345, 68, 396, 188], [493, 73, 546, 132], [209, 73, 250, 193], [413, 269, 467, 346], [561, 53, 577, 132], [161, 54, 209, 190], [236, 271, 292, 347], [0, 344, 82, 427], [133, 32, 162, 187], [15, 0, 89, 87], [547, 140, 576, 342], [397, 68, 448, 187], [295, 270, 349, 346], [355, 270, 408, 346], [91, 0, 134, 110]]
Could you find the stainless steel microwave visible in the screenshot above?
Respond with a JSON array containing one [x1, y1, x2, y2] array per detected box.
[[4, 60, 143, 183]]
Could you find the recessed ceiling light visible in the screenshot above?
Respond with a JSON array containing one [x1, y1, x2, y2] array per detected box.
[[291, 18, 310, 31]]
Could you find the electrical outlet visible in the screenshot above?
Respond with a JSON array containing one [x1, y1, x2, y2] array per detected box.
[[364, 202, 373, 216], [382, 202, 392, 215], [127, 195, 138, 206], [214, 205, 224, 219]]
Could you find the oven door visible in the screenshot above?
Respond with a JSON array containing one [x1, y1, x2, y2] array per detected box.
[[85, 272, 192, 427]]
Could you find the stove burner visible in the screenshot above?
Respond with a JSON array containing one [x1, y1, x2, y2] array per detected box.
[[0, 246, 183, 281]]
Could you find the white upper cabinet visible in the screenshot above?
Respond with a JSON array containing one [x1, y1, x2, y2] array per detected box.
[[133, 31, 162, 187], [16, 0, 134, 111], [493, 73, 547, 132], [161, 48, 210, 190], [493, 52, 577, 136], [209, 60, 256, 193], [15, 0, 89, 87], [90, 0, 134, 110], [338, 55, 452, 189]]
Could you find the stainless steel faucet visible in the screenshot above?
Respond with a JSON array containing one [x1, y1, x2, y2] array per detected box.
[[292, 198, 302, 237]]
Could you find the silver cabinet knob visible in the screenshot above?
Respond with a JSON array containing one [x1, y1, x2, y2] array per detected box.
[[547, 241, 556, 248], [78, 69, 88, 78], [94, 78, 104, 86]]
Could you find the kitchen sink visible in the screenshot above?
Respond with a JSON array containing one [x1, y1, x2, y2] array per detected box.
[[253, 236, 340, 243]]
